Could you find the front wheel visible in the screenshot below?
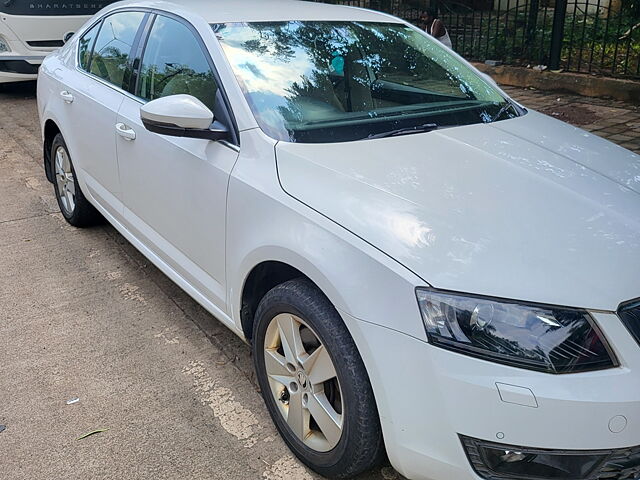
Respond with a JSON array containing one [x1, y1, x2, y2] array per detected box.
[[253, 278, 384, 478]]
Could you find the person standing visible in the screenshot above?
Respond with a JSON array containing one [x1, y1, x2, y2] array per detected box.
[[420, 8, 453, 49]]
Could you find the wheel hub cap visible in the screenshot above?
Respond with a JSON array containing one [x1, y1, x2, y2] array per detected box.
[[296, 371, 308, 389]]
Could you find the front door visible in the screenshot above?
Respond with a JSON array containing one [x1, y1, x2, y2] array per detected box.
[[116, 14, 238, 312]]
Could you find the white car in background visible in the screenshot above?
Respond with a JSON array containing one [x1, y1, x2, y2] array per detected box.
[[37, 1, 640, 479], [0, 0, 117, 83]]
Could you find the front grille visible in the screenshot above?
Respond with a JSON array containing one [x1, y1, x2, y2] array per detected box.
[[27, 40, 64, 48], [598, 444, 640, 479], [0, 60, 39, 75], [618, 299, 640, 347]]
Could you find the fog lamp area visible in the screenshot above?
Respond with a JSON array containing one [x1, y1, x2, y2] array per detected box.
[[460, 435, 610, 480], [0, 36, 10, 53]]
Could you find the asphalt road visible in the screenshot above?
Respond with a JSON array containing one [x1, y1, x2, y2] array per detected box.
[[0, 82, 399, 480]]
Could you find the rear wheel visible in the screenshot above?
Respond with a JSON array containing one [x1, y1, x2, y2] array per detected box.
[[51, 134, 101, 227], [253, 278, 384, 478]]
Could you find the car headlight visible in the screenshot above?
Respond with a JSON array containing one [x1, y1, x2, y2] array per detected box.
[[0, 36, 10, 53], [416, 288, 617, 373]]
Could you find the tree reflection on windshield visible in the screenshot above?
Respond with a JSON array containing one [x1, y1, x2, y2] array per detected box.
[[214, 21, 520, 143]]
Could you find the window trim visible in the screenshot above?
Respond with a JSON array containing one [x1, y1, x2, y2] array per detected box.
[[124, 11, 153, 95], [129, 12, 156, 97], [78, 19, 101, 73]]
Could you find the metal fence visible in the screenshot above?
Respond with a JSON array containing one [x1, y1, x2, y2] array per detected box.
[[318, 0, 640, 78]]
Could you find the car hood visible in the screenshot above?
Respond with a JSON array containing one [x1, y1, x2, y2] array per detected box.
[[275, 111, 640, 311]]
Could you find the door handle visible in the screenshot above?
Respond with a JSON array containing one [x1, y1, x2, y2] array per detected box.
[[115, 122, 136, 141], [60, 90, 74, 104]]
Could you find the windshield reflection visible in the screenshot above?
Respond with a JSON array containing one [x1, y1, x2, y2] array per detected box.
[[214, 21, 520, 143]]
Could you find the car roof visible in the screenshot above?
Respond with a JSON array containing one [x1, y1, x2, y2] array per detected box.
[[106, 0, 404, 24]]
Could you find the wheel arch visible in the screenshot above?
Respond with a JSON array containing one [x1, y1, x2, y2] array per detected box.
[[236, 248, 349, 343], [43, 118, 61, 183]]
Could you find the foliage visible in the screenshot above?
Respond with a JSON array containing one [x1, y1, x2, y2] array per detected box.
[[312, 0, 640, 77], [622, 0, 640, 19], [440, 6, 640, 76]]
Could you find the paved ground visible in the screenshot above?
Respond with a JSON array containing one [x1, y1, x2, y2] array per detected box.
[[503, 85, 640, 154], [0, 81, 637, 480]]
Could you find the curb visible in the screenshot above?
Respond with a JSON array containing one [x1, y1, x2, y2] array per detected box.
[[473, 63, 640, 103]]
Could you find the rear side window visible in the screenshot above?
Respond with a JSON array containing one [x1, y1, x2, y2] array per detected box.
[[137, 15, 218, 110], [89, 11, 145, 89], [78, 22, 100, 71]]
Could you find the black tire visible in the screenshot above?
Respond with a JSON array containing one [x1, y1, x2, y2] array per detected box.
[[50, 133, 101, 227], [253, 278, 384, 478]]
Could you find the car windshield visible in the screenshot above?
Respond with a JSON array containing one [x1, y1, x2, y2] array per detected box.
[[212, 21, 522, 143]]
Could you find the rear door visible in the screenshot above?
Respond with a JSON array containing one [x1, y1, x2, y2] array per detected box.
[[115, 14, 239, 312], [58, 10, 147, 219]]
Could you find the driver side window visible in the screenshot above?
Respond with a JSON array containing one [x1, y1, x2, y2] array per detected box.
[[137, 15, 218, 111]]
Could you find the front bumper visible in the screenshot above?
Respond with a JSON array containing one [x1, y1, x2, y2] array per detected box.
[[0, 24, 49, 83], [341, 310, 640, 480], [0, 55, 43, 82]]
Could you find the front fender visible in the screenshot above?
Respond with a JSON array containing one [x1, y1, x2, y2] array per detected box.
[[226, 129, 426, 342]]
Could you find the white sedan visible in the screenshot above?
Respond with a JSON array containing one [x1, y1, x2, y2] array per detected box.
[[37, 1, 640, 479]]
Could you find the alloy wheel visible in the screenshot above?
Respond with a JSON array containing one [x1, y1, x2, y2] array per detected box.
[[264, 313, 344, 452], [54, 145, 76, 215]]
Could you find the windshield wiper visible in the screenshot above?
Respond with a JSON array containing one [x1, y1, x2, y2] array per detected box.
[[367, 123, 439, 140], [491, 101, 518, 122]]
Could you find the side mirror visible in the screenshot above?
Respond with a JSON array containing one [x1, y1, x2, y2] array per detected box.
[[140, 94, 228, 141]]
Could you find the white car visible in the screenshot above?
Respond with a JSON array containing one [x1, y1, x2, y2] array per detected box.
[[0, 0, 118, 83], [37, 1, 640, 479]]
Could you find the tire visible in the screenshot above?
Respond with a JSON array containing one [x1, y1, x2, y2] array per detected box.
[[50, 133, 101, 227], [253, 278, 384, 478]]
